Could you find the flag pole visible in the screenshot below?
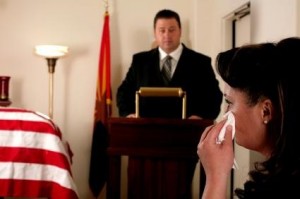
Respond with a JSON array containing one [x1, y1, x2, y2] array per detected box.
[[104, 0, 108, 13]]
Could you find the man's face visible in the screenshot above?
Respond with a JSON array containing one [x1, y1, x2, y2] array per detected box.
[[154, 18, 181, 54]]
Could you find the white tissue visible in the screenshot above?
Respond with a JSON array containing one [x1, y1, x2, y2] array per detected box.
[[217, 111, 238, 169], [217, 111, 235, 142]]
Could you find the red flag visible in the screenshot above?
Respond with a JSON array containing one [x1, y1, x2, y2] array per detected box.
[[96, 11, 112, 125], [89, 10, 111, 198]]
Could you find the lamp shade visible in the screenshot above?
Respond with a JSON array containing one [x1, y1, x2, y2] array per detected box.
[[35, 45, 68, 58]]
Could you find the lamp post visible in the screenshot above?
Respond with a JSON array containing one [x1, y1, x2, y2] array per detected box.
[[35, 45, 68, 119]]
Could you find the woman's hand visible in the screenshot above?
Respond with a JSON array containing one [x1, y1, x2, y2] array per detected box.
[[188, 115, 203, 120], [198, 120, 234, 177], [197, 120, 234, 198], [126, 113, 136, 118]]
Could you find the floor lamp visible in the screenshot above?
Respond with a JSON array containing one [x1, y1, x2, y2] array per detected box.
[[35, 45, 68, 119]]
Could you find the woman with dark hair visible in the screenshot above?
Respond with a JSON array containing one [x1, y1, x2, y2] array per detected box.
[[197, 37, 300, 198]]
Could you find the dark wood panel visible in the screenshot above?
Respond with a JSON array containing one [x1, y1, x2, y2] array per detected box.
[[106, 117, 213, 199]]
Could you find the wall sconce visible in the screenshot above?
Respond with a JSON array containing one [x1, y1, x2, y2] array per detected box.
[[0, 76, 11, 107], [35, 45, 69, 119]]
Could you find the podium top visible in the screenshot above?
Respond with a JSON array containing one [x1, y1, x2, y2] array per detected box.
[[137, 87, 185, 97], [107, 117, 214, 158], [108, 117, 213, 126]]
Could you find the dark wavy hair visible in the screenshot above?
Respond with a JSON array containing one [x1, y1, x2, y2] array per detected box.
[[153, 9, 181, 29], [216, 37, 300, 198]]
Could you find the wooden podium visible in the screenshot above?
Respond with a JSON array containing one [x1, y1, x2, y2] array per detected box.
[[106, 117, 213, 199]]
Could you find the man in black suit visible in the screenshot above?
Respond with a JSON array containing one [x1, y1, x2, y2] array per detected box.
[[117, 10, 222, 120], [117, 9, 223, 199]]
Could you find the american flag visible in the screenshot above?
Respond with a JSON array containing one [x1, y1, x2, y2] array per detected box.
[[0, 107, 79, 199]]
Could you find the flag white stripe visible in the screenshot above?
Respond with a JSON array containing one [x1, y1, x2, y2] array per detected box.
[[0, 162, 78, 195], [0, 130, 70, 164], [0, 111, 51, 123]]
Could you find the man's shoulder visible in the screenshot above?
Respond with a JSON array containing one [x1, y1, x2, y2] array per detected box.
[[182, 45, 211, 61], [130, 48, 159, 67], [133, 48, 158, 59]]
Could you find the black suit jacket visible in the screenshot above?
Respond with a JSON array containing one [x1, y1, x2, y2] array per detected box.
[[117, 44, 222, 119]]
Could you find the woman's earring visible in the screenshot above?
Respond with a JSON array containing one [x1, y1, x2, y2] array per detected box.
[[263, 120, 268, 124]]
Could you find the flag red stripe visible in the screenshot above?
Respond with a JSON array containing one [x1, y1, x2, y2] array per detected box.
[[0, 120, 61, 137], [0, 147, 71, 171], [0, 179, 78, 199], [0, 108, 36, 113]]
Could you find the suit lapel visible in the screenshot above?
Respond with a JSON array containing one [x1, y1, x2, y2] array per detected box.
[[150, 49, 161, 74], [147, 48, 166, 85]]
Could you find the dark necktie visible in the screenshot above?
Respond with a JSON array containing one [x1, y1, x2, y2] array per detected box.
[[161, 55, 172, 84]]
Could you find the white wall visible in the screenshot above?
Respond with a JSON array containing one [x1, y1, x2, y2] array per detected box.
[[298, 0, 300, 35], [251, 0, 298, 42], [1, 0, 299, 198]]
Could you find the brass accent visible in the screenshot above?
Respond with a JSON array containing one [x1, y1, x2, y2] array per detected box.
[[135, 87, 186, 119]]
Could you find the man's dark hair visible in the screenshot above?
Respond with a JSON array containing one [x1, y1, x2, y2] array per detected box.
[[153, 9, 181, 29]]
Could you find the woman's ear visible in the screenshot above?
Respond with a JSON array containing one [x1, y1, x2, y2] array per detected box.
[[261, 99, 273, 124]]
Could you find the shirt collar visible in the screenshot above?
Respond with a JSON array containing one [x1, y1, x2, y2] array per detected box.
[[159, 43, 183, 62]]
